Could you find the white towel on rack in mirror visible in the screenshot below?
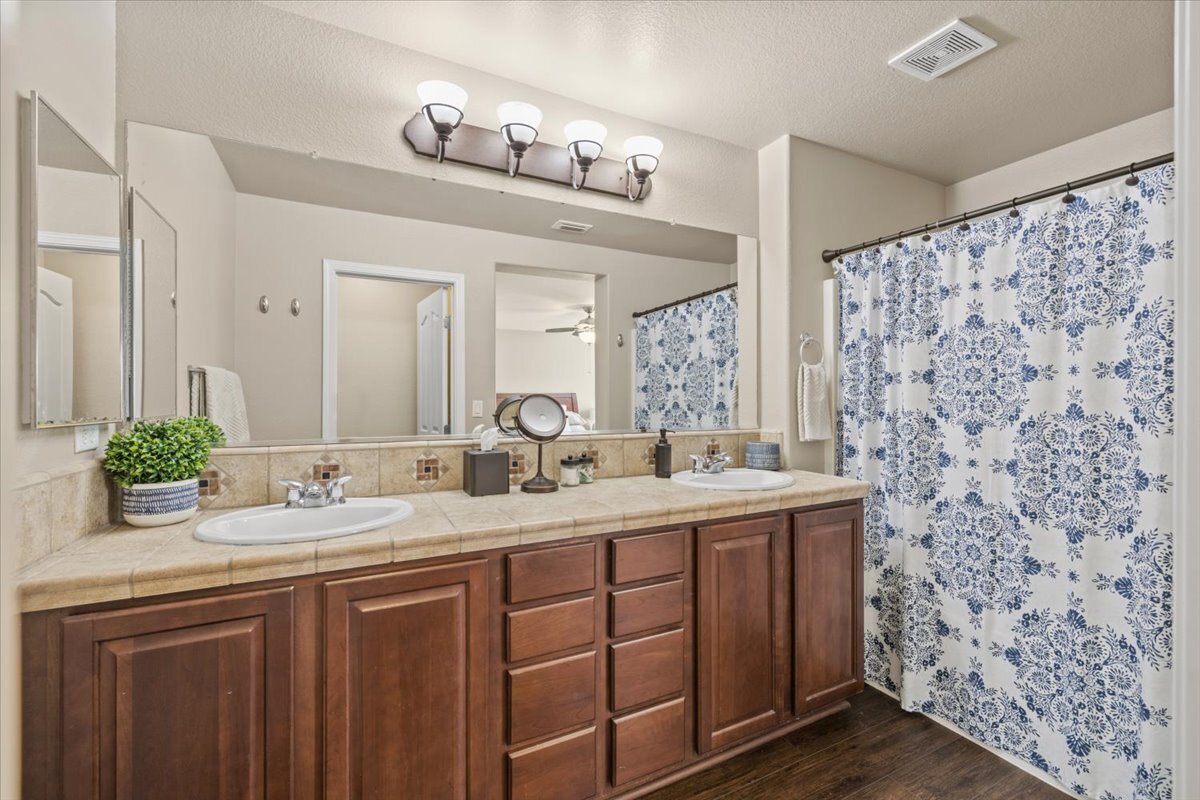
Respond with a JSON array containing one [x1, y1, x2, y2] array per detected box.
[[797, 362, 831, 442], [198, 365, 251, 443]]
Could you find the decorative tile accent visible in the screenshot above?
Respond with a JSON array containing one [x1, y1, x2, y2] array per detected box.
[[312, 461, 341, 484], [507, 449, 529, 484], [411, 450, 451, 490]]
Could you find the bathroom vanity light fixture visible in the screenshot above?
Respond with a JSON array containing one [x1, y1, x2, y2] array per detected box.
[[623, 135, 663, 201], [402, 91, 651, 200], [417, 80, 468, 162], [564, 119, 607, 189], [497, 101, 542, 176]]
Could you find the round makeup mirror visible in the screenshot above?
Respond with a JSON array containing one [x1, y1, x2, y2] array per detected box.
[[515, 394, 566, 442], [492, 393, 565, 493]]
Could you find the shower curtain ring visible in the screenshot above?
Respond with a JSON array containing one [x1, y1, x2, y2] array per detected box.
[[1126, 162, 1140, 186], [957, 213, 970, 233], [922, 223, 931, 242], [1062, 181, 1077, 204], [895, 231, 905, 249], [1009, 197, 1020, 218]]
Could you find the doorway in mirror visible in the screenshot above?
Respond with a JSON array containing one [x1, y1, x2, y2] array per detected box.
[[321, 260, 464, 440]]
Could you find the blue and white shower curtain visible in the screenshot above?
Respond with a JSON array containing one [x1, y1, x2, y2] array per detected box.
[[837, 166, 1175, 800], [634, 287, 738, 430]]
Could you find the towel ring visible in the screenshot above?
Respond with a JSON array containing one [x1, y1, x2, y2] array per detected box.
[[799, 334, 823, 366]]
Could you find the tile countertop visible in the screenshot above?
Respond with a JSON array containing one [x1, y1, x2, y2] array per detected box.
[[16, 471, 869, 613]]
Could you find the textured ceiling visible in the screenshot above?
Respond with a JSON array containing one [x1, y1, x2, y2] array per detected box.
[[260, 0, 1174, 184], [495, 269, 595, 332]]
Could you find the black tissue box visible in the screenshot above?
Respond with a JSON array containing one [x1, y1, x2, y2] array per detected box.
[[463, 449, 510, 497]]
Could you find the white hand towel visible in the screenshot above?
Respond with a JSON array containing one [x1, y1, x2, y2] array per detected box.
[[199, 365, 251, 444], [797, 362, 832, 442]]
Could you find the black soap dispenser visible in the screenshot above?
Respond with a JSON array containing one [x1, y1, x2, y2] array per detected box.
[[655, 428, 673, 478]]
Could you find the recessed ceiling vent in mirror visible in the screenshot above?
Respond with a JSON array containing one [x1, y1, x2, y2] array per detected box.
[[551, 219, 593, 234], [889, 19, 997, 81]]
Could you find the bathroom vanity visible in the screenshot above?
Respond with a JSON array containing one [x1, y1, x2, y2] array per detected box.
[[20, 472, 865, 800]]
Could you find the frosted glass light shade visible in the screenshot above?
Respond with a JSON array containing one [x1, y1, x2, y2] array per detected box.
[[623, 135, 663, 175], [564, 120, 607, 161], [498, 102, 542, 145], [577, 328, 596, 345], [417, 80, 468, 125], [623, 136, 663, 161]]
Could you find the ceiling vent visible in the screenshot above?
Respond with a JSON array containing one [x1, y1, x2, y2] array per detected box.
[[551, 219, 593, 234], [889, 19, 997, 81]]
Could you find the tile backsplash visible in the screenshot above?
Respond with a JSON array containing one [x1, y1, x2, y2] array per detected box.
[[13, 429, 780, 569]]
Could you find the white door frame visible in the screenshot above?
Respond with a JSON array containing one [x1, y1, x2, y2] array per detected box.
[[321, 259, 466, 440]]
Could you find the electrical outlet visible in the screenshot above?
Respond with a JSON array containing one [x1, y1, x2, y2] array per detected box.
[[472, 400, 484, 418], [74, 424, 100, 453]]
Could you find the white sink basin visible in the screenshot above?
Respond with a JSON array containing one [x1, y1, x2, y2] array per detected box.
[[671, 469, 796, 492], [195, 498, 415, 545]]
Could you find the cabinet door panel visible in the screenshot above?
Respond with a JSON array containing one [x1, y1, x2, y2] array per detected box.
[[696, 516, 788, 753], [794, 505, 864, 712], [61, 588, 294, 800], [325, 561, 487, 800]]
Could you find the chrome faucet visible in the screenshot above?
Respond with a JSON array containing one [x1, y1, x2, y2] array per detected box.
[[278, 476, 352, 508], [689, 452, 732, 474]]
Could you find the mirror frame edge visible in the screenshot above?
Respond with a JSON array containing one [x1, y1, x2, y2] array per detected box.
[[23, 90, 131, 430]]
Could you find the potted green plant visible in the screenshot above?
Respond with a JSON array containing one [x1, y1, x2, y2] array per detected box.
[[103, 417, 226, 527]]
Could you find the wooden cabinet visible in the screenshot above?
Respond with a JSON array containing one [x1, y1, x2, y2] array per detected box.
[[28, 499, 866, 800], [695, 516, 789, 753], [59, 588, 295, 800], [793, 505, 864, 713], [324, 560, 488, 800]]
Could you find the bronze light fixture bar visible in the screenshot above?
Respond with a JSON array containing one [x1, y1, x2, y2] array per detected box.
[[402, 114, 652, 201], [821, 152, 1174, 263]]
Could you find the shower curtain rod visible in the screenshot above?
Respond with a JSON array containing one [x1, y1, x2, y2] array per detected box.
[[632, 281, 738, 318], [821, 152, 1175, 263]]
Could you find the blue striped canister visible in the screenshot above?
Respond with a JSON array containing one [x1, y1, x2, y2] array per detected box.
[[744, 441, 782, 471], [122, 478, 200, 527]]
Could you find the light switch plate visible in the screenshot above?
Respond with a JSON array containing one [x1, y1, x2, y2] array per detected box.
[[472, 400, 484, 418], [74, 424, 100, 453]]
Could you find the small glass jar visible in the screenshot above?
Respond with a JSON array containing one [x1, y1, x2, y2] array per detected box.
[[578, 454, 595, 484], [558, 455, 580, 487]]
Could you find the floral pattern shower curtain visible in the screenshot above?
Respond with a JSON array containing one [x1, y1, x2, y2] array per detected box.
[[634, 287, 738, 430], [837, 166, 1175, 800]]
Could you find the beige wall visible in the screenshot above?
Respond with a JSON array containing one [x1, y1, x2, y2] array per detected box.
[[115, 0, 757, 237], [496, 329, 596, 424], [125, 122, 236, 412], [1, 0, 117, 792], [336, 276, 438, 438], [37, 249, 123, 420], [234, 193, 731, 440], [946, 109, 1174, 214], [758, 136, 945, 471]]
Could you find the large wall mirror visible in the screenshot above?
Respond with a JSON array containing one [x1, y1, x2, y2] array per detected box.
[[123, 120, 756, 445], [24, 93, 125, 428]]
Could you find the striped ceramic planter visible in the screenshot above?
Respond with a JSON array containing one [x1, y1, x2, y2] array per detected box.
[[122, 478, 199, 527]]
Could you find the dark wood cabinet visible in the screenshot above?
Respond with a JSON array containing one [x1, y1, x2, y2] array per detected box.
[[324, 560, 488, 800], [793, 505, 864, 713], [28, 499, 865, 800], [59, 588, 295, 800], [695, 515, 789, 753]]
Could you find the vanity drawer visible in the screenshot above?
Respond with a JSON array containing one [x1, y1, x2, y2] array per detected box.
[[507, 597, 595, 662], [508, 543, 596, 604], [611, 697, 686, 787], [611, 531, 684, 584], [609, 629, 684, 712], [610, 580, 684, 638], [508, 651, 596, 744], [508, 726, 597, 800]]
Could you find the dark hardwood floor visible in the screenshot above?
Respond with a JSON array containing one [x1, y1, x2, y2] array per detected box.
[[644, 687, 1073, 800]]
